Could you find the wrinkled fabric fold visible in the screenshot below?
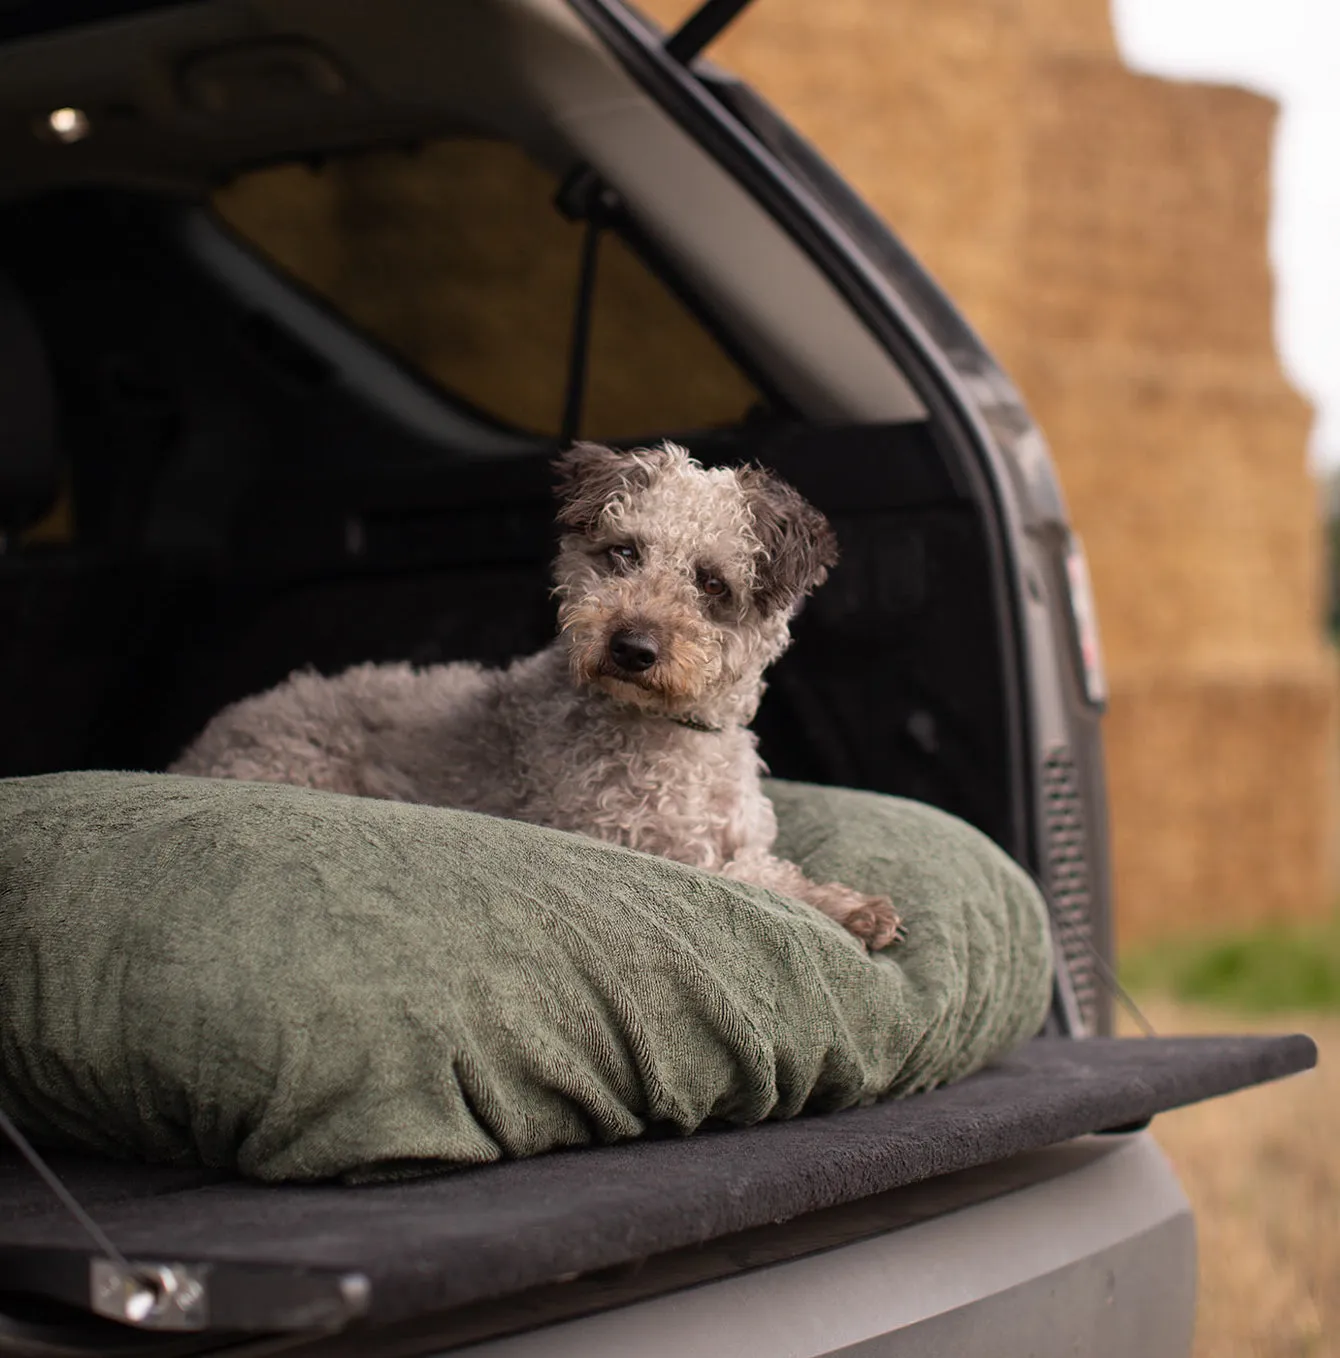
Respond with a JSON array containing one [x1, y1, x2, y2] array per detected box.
[[0, 772, 1052, 1182]]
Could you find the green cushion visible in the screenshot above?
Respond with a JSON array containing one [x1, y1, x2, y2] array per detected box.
[[0, 772, 1052, 1183]]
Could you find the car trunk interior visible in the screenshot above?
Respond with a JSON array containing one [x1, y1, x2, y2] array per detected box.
[[0, 187, 1016, 849]]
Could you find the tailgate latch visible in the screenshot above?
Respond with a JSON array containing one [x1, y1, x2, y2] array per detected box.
[[90, 1260, 209, 1331]]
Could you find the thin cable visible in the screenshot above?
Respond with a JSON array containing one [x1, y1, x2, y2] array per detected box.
[[0, 1103, 133, 1272], [1083, 937, 1158, 1038], [1031, 863, 1158, 1039]]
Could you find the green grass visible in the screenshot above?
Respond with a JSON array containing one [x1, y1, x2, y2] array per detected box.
[[1121, 912, 1340, 1013]]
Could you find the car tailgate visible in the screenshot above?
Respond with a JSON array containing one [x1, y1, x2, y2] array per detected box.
[[0, 1032, 1315, 1344]]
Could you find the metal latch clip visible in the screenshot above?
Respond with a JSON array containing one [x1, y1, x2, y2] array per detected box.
[[90, 1260, 209, 1330]]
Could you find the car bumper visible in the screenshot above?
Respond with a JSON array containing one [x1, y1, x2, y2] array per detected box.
[[446, 1133, 1195, 1358]]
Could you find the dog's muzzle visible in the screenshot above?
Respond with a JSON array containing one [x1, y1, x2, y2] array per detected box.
[[607, 630, 659, 675]]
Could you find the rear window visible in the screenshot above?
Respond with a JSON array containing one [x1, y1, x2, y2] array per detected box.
[[212, 138, 764, 441]]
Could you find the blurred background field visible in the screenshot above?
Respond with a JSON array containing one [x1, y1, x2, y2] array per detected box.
[[1124, 996, 1335, 1357], [1122, 913, 1335, 1356], [1124, 915, 1340, 1013]]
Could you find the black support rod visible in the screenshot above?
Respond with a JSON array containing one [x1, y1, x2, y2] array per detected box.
[[559, 213, 602, 448], [664, 0, 756, 64], [555, 166, 621, 446]]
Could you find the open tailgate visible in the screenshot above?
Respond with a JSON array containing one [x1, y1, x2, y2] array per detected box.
[[0, 1033, 1315, 1348]]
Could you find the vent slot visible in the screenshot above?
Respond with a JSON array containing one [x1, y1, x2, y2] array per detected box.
[[1042, 747, 1099, 1032]]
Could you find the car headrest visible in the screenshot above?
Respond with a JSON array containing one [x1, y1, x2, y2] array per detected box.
[[0, 270, 59, 538]]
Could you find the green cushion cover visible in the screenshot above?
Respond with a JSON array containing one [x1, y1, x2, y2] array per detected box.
[[0, 772, 1052, 1182]]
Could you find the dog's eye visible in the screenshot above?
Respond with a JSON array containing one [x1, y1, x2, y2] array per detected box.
[[699, 571, 729, 599], [607, 544, 638, 567]]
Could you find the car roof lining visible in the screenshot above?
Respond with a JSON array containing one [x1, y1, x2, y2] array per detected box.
[[0, 0, 926, 426]]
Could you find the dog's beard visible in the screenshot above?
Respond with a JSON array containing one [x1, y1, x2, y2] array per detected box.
[[559, 597, 720, 714]]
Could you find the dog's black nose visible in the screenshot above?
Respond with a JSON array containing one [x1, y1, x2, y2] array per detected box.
[[609, 630, 659, 673]]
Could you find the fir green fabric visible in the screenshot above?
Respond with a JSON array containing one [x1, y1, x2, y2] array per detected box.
[[0, 772, 1052, 1183]]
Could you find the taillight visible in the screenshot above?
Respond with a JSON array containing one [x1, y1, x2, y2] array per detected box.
[[1064, 533, 1108, 710]]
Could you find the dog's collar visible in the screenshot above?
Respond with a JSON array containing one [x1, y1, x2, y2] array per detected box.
[[587, 684, 726, 735], [668, 713, 724, 735]]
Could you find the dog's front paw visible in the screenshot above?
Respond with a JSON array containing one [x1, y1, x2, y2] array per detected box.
[[830, 888, 904, 951]]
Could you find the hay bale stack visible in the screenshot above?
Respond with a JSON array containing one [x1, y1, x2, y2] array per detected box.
[[668, 0, 1337, 942]]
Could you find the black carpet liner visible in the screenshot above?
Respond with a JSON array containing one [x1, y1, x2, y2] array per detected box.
[[0, 1035, 1317, 1332]]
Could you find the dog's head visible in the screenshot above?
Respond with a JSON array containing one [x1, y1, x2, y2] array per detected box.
[[551, 441, 837, 724]]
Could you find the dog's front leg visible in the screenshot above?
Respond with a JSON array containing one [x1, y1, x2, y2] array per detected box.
[[722, 852, 904, 951]]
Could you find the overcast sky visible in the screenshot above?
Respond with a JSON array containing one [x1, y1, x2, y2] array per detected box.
[[1112, 0, 1340, 470]]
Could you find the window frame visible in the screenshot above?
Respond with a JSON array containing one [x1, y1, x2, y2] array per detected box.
[[205, 139, 795, 449]]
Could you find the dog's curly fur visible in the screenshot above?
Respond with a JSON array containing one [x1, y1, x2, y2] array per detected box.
[[170, 442, 903, 949]]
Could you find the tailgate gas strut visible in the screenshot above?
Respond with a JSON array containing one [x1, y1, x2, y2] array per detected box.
[[664, 0, 757, 64]]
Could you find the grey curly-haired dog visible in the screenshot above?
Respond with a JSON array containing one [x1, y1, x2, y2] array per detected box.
[[170, 441, 902, 949]]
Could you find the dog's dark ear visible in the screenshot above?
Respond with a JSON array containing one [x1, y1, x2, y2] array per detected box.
[[553, 443, 655, 533], [740, 466, 839, 615]]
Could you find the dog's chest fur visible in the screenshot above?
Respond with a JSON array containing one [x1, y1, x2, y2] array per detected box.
[[492, 646, 774, 872], [227, 643, 775, 873]]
